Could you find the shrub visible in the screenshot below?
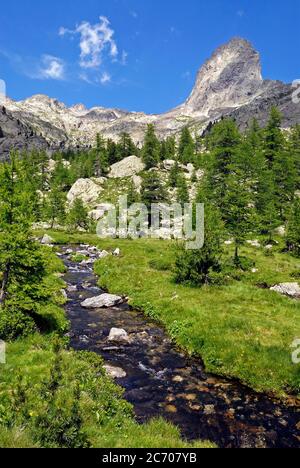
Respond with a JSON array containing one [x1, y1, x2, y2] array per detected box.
[[0, 310, 36, 341]]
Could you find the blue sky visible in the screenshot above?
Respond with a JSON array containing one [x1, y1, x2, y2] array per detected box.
[[0, 0, 299, 114]]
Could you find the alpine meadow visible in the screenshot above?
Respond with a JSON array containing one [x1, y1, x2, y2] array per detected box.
[[0, 0, 300, 452]]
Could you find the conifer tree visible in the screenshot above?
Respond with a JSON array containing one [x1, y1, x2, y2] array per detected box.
[[142, 124, 160, 169], [286, 198, 300, 257], [168, 160, 180, 188], [44, 186, 66, 229], [95, 133, 108, 175], [67, 198, 89, 232], [141, 172, 167, 210], [178, 127, 195, 164], [174, 204, 224, 286], [223, 169, 255, 264], [177, 173, 190, 204], [0, 155, 47, 311], [263, 107, 284, 167]]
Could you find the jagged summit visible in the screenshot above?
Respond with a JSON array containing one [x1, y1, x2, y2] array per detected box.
[[183, 37, 263, 117], [1, 37, 299, 157]]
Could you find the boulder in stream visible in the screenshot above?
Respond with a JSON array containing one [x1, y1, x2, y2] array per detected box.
[[81, 293, 123, 309], [108, 328, 130, 343], [41, 234, 54, 245], [103, 364, 127, 379]]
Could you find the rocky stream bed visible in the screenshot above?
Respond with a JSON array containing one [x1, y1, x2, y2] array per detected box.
[[60, 245, 300, 449]]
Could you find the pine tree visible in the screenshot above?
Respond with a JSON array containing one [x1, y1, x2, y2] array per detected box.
[[168, 160, 180, 188], [95, 133, 108, 175], [178, 127, 195, 164], [177, 173, 189, 204], [117, 133, 138, 160], [289, 124, 300, 189], [0, 155, 48, 312], [174, 204, 224, 286], [141, 172, 167, 211], [263, 107, 284, 167], [207, 118, 241, 212], [142, 124, 160, 169], [67, 198, 89, 232], [286, 198, 300, 257], [256, 169, 279, 241], [223, 169, 256, 264], [44, 186, 66, 228]]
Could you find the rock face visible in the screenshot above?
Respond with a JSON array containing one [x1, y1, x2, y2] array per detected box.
[[40, 234, 54, 245], [183, 38, 263, 118], [270, 283, 300, 299], [81, 293, 123, 308], [67, 178, 106, 206], [0, 105, 49, 160], [108, 156, 145, 178], [2, 37, 300, 151]]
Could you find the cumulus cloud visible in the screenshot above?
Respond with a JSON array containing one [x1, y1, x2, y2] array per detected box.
[[39, 55, 65, 80], [60, 16, 118, 69]]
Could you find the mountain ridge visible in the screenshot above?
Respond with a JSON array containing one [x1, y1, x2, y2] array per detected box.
[[1, 37, 299, 157]]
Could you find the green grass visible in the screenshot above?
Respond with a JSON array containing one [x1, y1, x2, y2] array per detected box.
[[0, 335, 213, 448], [0, 240, 213, 448], [44, 231, 300, 398]]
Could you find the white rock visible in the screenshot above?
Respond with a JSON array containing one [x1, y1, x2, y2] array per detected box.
[[162, 159, 176, 171], [60, 289, 68, 300], [270, 283, 300, 299], [186, 163, 195, 173], [81, 294, 123, 308], [109, 156, 145, 178], [275, 226, 286, 237], [132, 175, 143, 193], [113, 248, 120, 256], [98, 250, 110, 259], [103, 365, 127, 379], [265, 245, 273, 250], [108, 328, 130, 343], [41, 234, 54, 245], [246, 240, 261, 248], [67, 178, 105, 206], [224, 240, 233, 245], [88, 203, 113, 221]]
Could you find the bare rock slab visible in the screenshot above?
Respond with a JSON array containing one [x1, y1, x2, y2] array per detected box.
[[81, 293, 123, 309], [270, 283, 300, 299]]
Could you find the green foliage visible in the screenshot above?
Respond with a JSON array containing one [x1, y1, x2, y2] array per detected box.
[[178, 127, 195, 164], [174, 205, 224, 285], [67, 198, 89, 232], [286, 198, 300, 257], [0, 310, 36, 341], [141, 172, 168, 210], [142, 124, 160, 169], [176, 173, 189, 204]]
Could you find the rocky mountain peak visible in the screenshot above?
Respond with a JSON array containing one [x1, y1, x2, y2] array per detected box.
[[184, 37, 263, 117]]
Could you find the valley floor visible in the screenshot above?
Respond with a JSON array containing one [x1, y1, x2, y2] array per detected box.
[[46, 231, 300, 399]]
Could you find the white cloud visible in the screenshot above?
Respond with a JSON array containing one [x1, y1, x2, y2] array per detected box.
[[130, 11, 138, 19], [100, 72, 111, 84], [60, 16, 118, 69], [39, 55, 65, 80], [237, 10, 245, 17]]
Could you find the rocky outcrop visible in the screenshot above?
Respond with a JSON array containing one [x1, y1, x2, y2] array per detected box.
[[108, 156, 145, 178], [67, 178, 106, 206], [103, 364, 126, 379], [270, 283, 300, 299], [0, 105, 49, 160], [81, 293, 123, 308]]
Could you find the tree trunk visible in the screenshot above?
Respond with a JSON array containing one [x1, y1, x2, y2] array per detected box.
[[234, 244, 239, 265]]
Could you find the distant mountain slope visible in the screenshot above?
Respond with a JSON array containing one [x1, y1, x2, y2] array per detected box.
[[0, 105, 49, 159], [1, 37, 299, 155]]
